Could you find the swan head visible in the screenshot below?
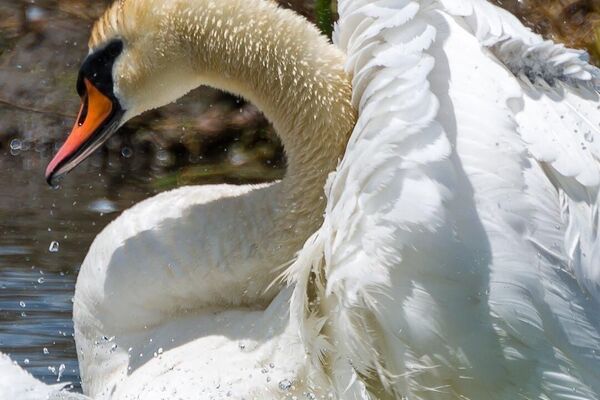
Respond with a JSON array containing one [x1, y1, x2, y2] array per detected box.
[[45, 0, 353, 186], [45, 8, 202, 185]]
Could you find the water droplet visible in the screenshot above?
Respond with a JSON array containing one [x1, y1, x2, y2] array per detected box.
[[110, 344, 118, 353], [229, 148, 249, 166], [57, 364, 65, 382], [19, 301, 26, 308], [43, 347, 49, 355], [121, 147, 133, 158], [584, 132, 594, 143], [23, 358, 29, 365], [25, 6, 45, 23], [48, 365, 56, 375], [156, 150, 170, 164], [157, 347, 163, 355], [48, 241, 59, 253], [9, 139, 22, 151], [278, 379, 292, 391], [37, 277, 45, 284]]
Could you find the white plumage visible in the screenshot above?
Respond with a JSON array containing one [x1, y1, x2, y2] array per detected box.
[[289, 0, 600, 398], [2, 0, 599, 399], [0, 353, 88, 400]]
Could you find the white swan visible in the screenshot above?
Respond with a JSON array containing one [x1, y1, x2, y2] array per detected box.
[[0, 353, 88, 400], [2, 0, 599, 399]]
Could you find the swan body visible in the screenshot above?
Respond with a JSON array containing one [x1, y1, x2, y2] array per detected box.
[[2, 0, 600, 399], [0, 353, 89, 400], [74, 184, 326, 398]]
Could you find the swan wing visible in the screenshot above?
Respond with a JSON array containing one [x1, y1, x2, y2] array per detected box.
[[289, 0, 600, 398], [0, 352, 89, 400]]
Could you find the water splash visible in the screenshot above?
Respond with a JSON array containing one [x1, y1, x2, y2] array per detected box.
[[48, 241, 60, 253]]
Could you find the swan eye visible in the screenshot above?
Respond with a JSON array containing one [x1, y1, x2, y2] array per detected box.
[[76, 38, 124, 99]]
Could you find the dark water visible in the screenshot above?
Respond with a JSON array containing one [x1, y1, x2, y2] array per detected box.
[[0, 146, 164, 389]]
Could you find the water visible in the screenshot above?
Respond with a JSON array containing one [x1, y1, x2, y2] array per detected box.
[[0, 132, 283, 391], [0, 0, 282, 391], [0, 147, 163, 389]]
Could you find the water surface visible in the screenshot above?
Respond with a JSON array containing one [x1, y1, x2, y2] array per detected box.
[[0, 147, 162, 389]]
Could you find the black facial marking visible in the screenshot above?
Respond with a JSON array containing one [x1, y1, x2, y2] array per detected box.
[[46, 39, 126, 185], [76, 39, 124, 103]]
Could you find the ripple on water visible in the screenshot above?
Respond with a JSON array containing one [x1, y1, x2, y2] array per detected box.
[[0, 246, 31, 256], [87, 199, 119, 214], [0, 269, 78, 386]]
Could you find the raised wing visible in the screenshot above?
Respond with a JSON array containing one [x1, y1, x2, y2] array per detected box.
[[288, 0, 600, 398], [491, 40, 600, 303]]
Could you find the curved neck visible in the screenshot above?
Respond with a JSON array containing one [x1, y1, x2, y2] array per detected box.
[[183, 0, 356, 231], [75, 3, 356, 394], [111, 0, 356, 237]]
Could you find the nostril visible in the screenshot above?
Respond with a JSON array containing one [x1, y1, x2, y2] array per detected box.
[[78, 95, 89, 126]]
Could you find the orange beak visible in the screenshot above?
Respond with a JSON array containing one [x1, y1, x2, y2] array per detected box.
[[45, 78, 121, 185]]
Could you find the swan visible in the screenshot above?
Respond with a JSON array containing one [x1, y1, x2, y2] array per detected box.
[[0, 353, 89, 400], [2, 0, 600, 398]]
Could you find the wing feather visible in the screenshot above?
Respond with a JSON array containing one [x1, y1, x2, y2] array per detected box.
[[289, 0, 600, 398]]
